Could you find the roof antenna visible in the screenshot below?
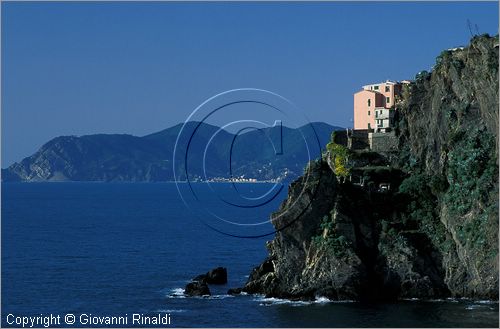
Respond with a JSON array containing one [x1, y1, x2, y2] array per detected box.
[[467, 19, 474, 37]]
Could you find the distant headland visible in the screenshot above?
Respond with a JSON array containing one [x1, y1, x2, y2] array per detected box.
[[2, 122, 341, 183]]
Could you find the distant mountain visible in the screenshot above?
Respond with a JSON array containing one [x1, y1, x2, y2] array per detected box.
[[2, 122, 342, 182]]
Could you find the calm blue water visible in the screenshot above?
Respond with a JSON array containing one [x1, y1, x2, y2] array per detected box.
[[2, 183, 498, 328]]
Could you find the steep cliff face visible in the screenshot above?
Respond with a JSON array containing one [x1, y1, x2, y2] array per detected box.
[[244, 160, 368, 300], [243, 35, 498, 301], [395, 34, 499, 298]]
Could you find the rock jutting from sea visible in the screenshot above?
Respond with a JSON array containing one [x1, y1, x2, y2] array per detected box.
[[184, 267, 229, 297], [240, 35, 499, 301]]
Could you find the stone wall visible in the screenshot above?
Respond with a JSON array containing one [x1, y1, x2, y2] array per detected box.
[[369, 132, 398, 152], [348, 129, 370, 150]]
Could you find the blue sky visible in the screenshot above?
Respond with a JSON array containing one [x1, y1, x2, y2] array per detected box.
[[2, 1, 498, 166]]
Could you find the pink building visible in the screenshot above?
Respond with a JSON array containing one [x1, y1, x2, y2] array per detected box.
[[353, 81, 406, 132]]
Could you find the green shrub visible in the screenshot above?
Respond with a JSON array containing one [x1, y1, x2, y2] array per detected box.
[[445, 127, 496, 218], [326, 141, 350, 178], [312, 215, 351, 257], [415, 70, 430, 82], [398, 173, 446, 248]]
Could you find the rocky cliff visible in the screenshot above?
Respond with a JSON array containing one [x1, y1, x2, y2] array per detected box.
[[242, 35, 499, 301]]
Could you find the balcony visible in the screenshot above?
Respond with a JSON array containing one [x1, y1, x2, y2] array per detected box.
[[374, 107, 393, 120]]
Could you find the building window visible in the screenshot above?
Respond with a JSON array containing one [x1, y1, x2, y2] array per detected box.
[[367, 99, 371, 107], [368, 111, 370, 116], [385, 86, 390, 92], [368, 123, 371, 129], [374, 85, 379, 90], [386, 97, 390, 103]]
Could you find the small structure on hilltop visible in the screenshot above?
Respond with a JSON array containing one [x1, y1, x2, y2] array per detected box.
[[354, 80, 404, 132], [350, 80, 411, 151]]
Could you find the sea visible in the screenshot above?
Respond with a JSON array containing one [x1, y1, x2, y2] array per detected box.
[[2, 182, 498, 328]]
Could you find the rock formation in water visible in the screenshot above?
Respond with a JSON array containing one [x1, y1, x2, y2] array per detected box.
[[193, 267, 228, 284], [242, 35, 499, 301], [185, 281, 211, 297]]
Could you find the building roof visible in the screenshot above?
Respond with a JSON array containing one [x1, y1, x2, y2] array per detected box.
[[354, 89, 378, 95], [362, 79, 414, 90], [362, 80, 397, 89]]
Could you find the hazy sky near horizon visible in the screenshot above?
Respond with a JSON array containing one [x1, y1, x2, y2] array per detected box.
[[2, 1, 498, 166]]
